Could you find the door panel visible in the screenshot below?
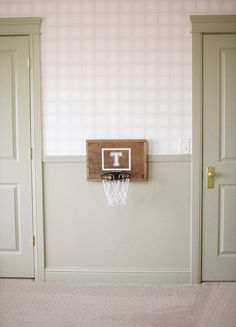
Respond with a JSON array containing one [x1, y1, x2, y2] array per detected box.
[[0, 36, 34, 277], [219, 185, 236, 255], [0, 52, 16, 159], [0, 185, 19, 251], [202, 34, 236, 281], [220, 49, 236, 161]]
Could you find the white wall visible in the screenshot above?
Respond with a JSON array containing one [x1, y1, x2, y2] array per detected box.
[[1, 0, 236, 154], [43, 156, 191, 282]]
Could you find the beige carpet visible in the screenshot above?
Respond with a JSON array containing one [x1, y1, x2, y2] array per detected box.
[[0, 280, 235, 327]]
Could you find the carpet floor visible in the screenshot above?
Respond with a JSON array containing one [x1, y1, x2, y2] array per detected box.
[[0, 279, 235, 327]]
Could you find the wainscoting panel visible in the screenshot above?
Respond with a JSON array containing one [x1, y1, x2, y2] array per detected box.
[[43, 155, 191, 282]]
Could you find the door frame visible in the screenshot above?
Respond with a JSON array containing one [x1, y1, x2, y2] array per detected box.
[[190, 15, 236, 283], [0, 17, 44, 281]]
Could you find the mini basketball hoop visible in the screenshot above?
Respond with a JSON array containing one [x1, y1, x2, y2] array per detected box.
[[101, 171, 131, 207], [86, 139, 147, 207]]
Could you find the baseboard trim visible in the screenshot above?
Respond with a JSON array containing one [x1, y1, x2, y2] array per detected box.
[[43, 154, 191, 163], [45, 267, 191, 283]]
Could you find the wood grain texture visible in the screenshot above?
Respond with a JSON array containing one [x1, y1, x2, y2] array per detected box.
[[86, 139, 147, 181]]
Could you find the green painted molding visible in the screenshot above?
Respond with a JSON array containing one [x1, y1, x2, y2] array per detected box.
[[148, 154, 191, 162], [45, 267, 191, 283], [190, 15, 236, 23], [43, 156, 87, 163], [190, 15, 236, 33], [0, 17, 42, 35]]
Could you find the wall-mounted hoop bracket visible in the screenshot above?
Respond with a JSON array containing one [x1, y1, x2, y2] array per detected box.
[[101, 171, 131, 181]]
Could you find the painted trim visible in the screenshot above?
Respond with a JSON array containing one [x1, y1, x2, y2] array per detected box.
[[148, 154, 191, 162], [0, 17, 42, 35], [190, 15, 236, 284], [29, 33, 44, 281], [191, 32, 203, 284], [0, 18, 44, 281], [45, 267, 191, 283], [43, 154, 192, 163], [190, 15, 236, 33]]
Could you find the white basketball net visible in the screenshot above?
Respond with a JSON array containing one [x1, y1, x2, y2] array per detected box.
[[102, 172, 130, 207]]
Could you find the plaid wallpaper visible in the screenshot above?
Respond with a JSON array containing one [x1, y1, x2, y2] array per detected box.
[[1, 0, 235, 154]]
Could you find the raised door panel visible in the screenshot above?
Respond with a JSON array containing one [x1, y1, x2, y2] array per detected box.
[[219, 185, 236, 255], [0, 52, 16, 159], [0, 185, 19, 251], [220, 49, 236, 161]]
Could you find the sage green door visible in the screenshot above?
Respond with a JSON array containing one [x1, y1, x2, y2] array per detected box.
[[0, 36, 34, 277], [202, 34, 236, 281]]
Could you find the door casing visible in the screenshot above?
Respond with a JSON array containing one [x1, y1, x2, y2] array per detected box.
[[190, 15, 236, 283], [0, 17, 44, 281]]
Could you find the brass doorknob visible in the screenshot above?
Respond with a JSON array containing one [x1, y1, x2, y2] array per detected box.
[[208, 170, 215, 177], [207, 167, 215, 188]]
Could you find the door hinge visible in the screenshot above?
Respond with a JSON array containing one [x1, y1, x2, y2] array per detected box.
[[32, 235, 36, 247], [29, 147, 33, 160], [27, 57, 31, 70]]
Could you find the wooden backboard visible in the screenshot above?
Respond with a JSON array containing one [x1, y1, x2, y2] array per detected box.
[[86, 140, 147, 181]]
